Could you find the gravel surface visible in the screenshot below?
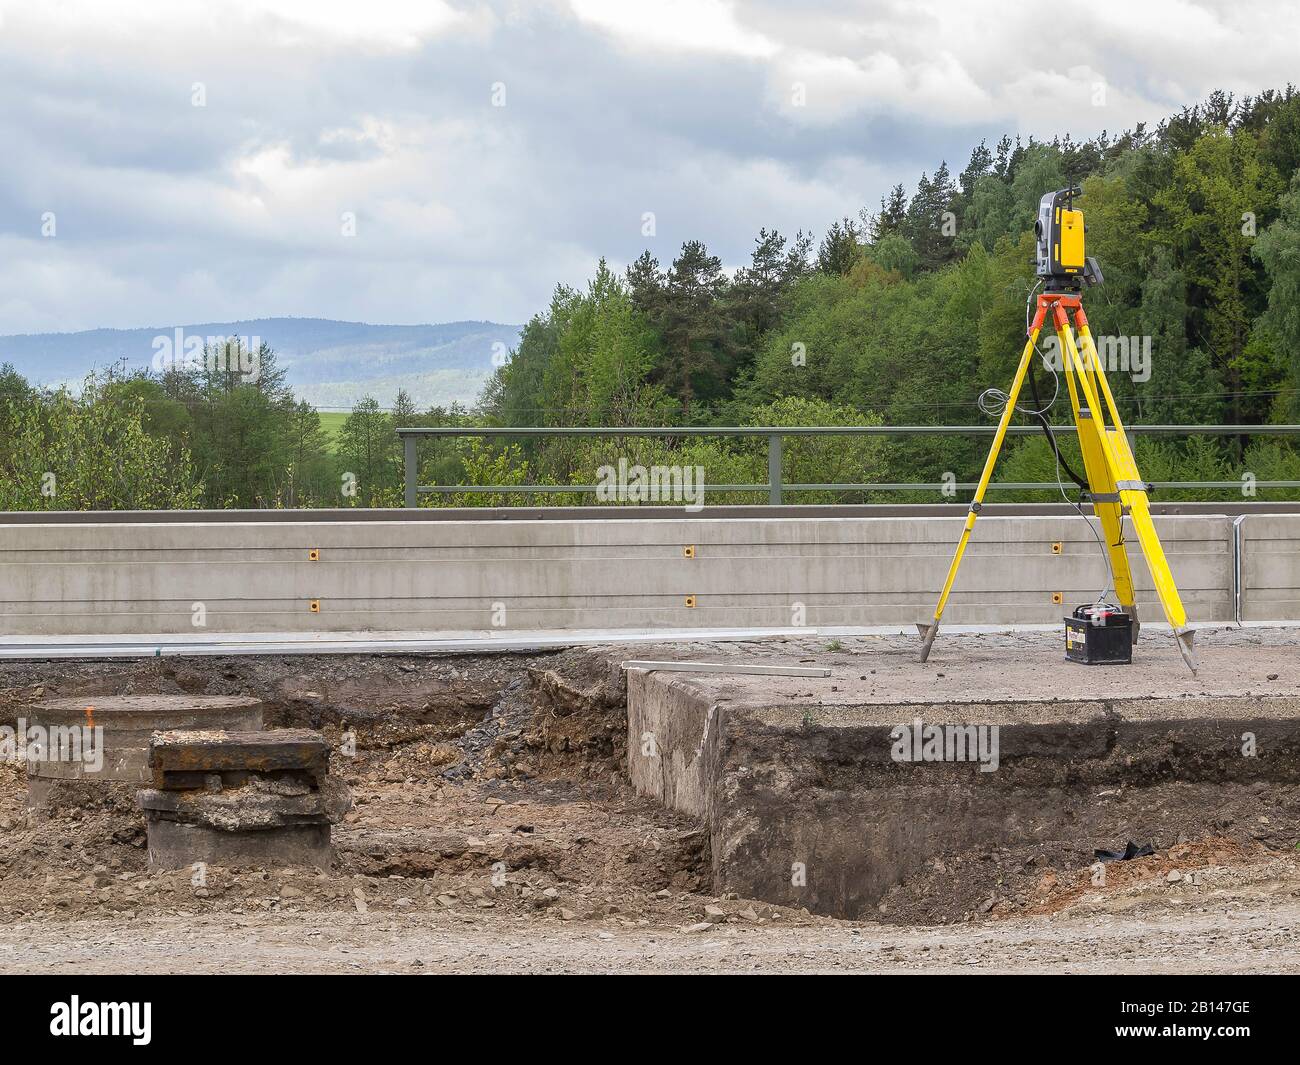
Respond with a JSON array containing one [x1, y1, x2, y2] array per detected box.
[[5, 885, 1299, 974]]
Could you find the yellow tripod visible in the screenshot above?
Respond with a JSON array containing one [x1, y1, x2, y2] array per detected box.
[[916, 290, 1198, 674]]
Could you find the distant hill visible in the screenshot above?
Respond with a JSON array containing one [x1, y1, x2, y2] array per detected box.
[[0, 317, 523, 411]]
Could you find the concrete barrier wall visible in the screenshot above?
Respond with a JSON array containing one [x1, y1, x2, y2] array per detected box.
[[1239, 515, 1300, 622], [0, 513, 1291, 636]]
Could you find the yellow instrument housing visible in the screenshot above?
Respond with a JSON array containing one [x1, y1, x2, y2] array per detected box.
[[1057, 206, 1085, 271]]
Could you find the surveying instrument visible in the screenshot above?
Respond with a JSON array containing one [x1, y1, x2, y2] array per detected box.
[[915, 186, 1198, 673]]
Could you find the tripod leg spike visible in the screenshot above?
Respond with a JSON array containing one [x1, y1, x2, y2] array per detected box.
[[916, 622, 939, 663], [1175, 628, 1198, 675]]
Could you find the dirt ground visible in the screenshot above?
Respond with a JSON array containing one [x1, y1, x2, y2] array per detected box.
[[2, 633, 1300, 974]]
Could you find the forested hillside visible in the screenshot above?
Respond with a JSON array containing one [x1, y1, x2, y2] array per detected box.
[[479, 87, 1300, 503], [3, 88, 1300, 509]]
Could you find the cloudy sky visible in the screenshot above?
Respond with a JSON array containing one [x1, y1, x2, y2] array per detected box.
[[0, 0, 1296, 335]]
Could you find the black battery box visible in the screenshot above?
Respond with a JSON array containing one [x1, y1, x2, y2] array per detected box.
[[1064, 603, 1133, 664]]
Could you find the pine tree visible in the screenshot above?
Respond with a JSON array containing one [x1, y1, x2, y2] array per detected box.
[[816, 217, 861, 275], [906, 163, 959, 270], [958, 142, 993, 202], [650, 241, 733, 417], [869, 184, 909, 242]]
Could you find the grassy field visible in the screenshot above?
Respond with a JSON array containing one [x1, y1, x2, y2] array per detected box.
[[318, 411, 348, 451]]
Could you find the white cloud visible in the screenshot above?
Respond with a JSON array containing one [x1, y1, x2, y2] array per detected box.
[[0, 0, 466, 49], [241, 0, 467, 47], [771, 48, 994, 126], [2, 0, 1300, 335], [568, 0, 778, 57]]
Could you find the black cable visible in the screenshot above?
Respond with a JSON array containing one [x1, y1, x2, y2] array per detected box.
[[1026, 362, 1089, 492], [991, 280, 1113, 604]]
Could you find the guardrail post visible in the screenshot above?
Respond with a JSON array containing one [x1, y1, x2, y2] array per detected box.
[[767, 433, 783, 505], [403, 434, 417, 509], [1233, 514, 1247, 624]]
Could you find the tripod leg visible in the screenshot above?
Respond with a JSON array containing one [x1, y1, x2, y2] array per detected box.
[[917, 325, 1042, 662], [1059, 315, 1140, 638], [1106, 426, 1197, 671], [1061, 311, 1197, 673]]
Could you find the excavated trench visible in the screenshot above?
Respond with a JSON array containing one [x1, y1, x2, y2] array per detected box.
[[0, 650, 713, 927], [2, 630, 1299, 927]]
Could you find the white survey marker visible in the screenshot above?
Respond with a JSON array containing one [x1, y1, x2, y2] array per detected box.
[[621, 660, 831, 677]]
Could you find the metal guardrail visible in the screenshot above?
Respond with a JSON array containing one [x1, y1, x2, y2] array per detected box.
[[8, 502, 1300, 522], [396, 425, 1300, 508]]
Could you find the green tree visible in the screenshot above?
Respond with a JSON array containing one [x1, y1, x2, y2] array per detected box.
[[816, 218, 862, 276], [282, 401, 335, 507], [338, 397, 398, 506], [1255, 172, 1300, 420], [869, 184, 909, 242], [1158, 127, 1282, 428], [158, 339, 308, 507], [0, 375, 203, 510], [640, 241, 735, 417], [905, 162, 960, 270]]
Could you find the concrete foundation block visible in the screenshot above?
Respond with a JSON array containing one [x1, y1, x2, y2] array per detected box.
[[23, 695, 263, 810], [138, 727, 349, 872], [144, 819, 332, 871], [626, 637, 1300, 918]]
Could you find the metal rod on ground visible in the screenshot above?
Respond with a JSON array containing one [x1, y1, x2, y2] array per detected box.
[[621, 660, 831, 677]]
